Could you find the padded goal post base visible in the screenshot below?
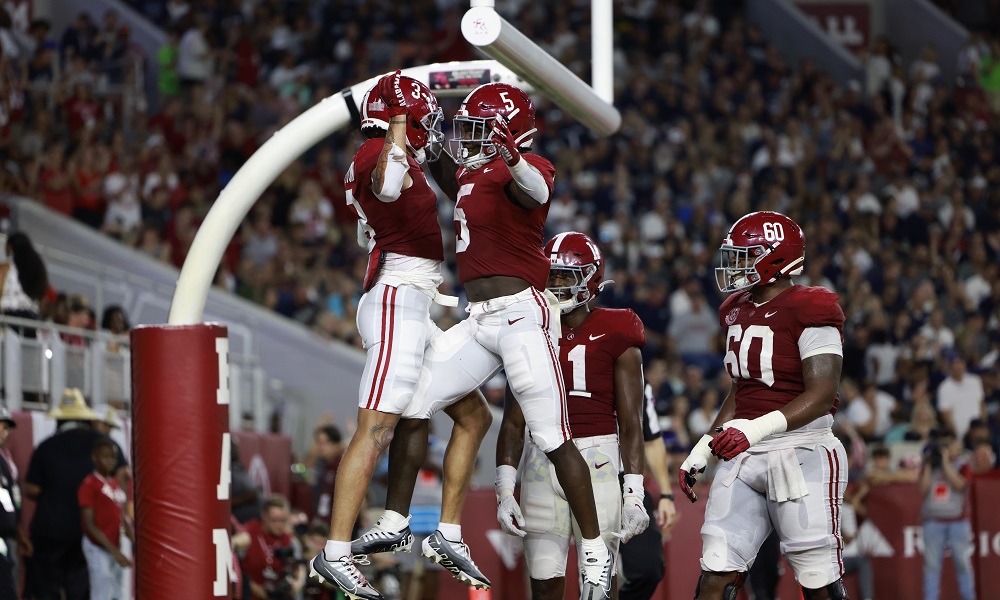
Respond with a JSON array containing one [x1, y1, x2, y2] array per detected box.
[[131, 324, 234, 599]]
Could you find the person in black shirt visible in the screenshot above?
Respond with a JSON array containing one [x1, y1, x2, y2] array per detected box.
[[23, 390, 125, 600], [0, 406, 20, 598]]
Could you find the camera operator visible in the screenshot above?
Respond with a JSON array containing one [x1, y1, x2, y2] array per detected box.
[[241, 495, 305, 600], [919, 428, 975, 600]]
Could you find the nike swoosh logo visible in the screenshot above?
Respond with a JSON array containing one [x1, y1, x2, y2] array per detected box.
[[594, 461, 609, 469], [508, 317, 525, 325], [483, 167, 493, 173], [589, 334, 606, 340], [764, 310, 778, 318]]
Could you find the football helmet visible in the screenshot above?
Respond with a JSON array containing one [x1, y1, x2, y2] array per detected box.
[[544, 231, 605, 313], [450, 83, 537, 169], [360, 76, 444, 163], [716, 211, 805, 293]]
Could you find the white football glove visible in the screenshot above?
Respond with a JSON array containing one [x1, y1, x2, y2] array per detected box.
[[495, 465, 526, 537], [679, 434, 714, 503], [617, 474, 649, 543]]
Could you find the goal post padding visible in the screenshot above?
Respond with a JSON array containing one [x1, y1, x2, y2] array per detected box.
[[130, 323, 233, 599]]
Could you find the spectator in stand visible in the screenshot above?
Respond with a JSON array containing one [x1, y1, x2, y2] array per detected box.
[[241, 494, 305, 600], [845, 380, 898, 441], [177, 16, 213, 90], [969, 439, 997, 473], [0, 406, 26, 595], [158, 28, 181, 98], [1, 232, 49, 335], [937, 353, 986, 439], [231, 438, 262, 524], [23, 390, 123, 600], [919, 428, 975, 600], [307, 424, 343, 521], [866, 445, 919, 486], [78, 437, 132, 600]]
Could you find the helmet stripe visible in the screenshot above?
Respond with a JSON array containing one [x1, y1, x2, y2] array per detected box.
[[549, 232, 570, 254]]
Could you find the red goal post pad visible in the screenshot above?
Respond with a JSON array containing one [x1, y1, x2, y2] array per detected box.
[[131, 323, 234, 599]]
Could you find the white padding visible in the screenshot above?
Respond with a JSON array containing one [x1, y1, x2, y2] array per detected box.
[[508, 159, 549, 204], [373, 143, 409, 203]]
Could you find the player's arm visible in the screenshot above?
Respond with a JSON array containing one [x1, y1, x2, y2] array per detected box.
[[427, 148, 460, 200], [491, 116, 550, 208], [495, 386, 528, 537], [678, 381, 735, 503], [615, 347, 651, 542], [710, 353, 842, 460], [371, 71, 414, 202]]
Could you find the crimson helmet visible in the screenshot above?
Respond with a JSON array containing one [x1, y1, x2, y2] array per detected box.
[[360, 76, 444, 162], [716, 211, 805, 293], [450, 82, 537, 169], [544, 232, 606, 313]]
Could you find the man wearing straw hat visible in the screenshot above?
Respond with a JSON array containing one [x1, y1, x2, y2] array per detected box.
[[23, 389, 124, 600]]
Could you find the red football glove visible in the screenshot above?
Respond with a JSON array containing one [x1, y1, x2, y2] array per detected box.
[[376, 70, 408, 117], [678, 467, 704, 503], [490, 114, 520, 165], [678, 434, 713, 503], [709, 427, 751, 461]]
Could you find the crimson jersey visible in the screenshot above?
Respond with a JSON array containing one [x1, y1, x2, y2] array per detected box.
[[345, 138, 445, 265], [453, 154, 555, 289], [560, 308, 646, 438], [719, 285, 845, 420]]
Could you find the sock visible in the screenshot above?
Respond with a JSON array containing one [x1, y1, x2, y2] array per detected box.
[[378, 510, 410, 531], [437, 522, 462, 542], [580, 537, 608, 563], [324, 540, 351, 560]]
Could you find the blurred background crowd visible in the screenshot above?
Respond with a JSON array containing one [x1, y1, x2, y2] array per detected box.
[[1, 0, 1000, 597]]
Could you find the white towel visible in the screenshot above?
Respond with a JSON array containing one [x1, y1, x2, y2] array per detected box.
[[767, 447, 809, 502]]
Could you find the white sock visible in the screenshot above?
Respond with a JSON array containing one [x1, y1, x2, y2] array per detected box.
[[580, 537, 608, 562], [378, 510, 410, 530], [437, 522, 462, 542], [324, 540, 351, 560]]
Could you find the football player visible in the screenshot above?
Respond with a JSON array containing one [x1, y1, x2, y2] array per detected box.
[[355, 83, 616, 598], [680, 211, 849, 600], [494, 231, 651, 600], [309, 71, 492, 600]]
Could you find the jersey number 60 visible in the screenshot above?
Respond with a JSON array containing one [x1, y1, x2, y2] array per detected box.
[[723, 324, 775, 387]]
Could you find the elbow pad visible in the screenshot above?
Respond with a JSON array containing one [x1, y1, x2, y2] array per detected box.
[[507, 159, 549, 204], [373, 143, 409, 203]]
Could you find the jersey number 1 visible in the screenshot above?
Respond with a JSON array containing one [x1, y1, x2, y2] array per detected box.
[[567, 344, 591, 397], [723, 324, 775, 387]]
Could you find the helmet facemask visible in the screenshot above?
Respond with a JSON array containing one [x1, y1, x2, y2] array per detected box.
[[416, 108, 445, 163], [715, 244, 766, 293], [450, 115, 496, 169], [547, 265, 598, 313]]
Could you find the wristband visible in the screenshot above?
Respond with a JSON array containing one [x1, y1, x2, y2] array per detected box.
[[623, 473, 644, 498], [495, 464, 517, 496], [660, 493, 674, 501]]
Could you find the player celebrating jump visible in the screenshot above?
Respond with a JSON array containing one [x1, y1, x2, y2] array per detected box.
[[495, 231, 651, 600], [309, 72, 492, 600], [355, 83, 617, 599], [680, 211, 850, 600]]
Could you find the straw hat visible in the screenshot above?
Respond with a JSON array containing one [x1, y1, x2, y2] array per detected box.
[[49, 389, 100, 421], [0, 406, 15, 428], [92, 404, 121, 429]]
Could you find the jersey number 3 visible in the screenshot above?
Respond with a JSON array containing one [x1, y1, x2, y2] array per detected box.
[[723, 324, 775, 387]]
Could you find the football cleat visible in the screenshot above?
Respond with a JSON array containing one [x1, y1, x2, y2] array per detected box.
[[579, 546, 614, 599], [351, 515, 414, 555], [420, 530, 492, 590], [309, 552, 384, 600]]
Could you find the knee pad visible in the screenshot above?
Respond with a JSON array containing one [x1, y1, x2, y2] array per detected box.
[[801, 578, 848, 600], [693, 571, 744, 600]]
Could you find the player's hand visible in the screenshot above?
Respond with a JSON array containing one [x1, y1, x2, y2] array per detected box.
[[113, 549, 132, 568], [376, 70, 408, 117], [496, 493, 527, 537], [617, 493, 650, 544], [709, 411, 787, 460], [491, 114, 520, 165], [679, 434, 714, 503], [656, 497, 679, 539]]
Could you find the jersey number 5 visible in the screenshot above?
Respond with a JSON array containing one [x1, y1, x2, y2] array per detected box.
[[455, 184, 474, 253], [723, 324, 775, 387]]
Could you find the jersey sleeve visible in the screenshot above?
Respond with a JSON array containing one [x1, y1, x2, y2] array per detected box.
[[522, 153, 556, 196], [641, 383, 662, 442], [77, 476, 95, 509], [608, 310, 645, 359]]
